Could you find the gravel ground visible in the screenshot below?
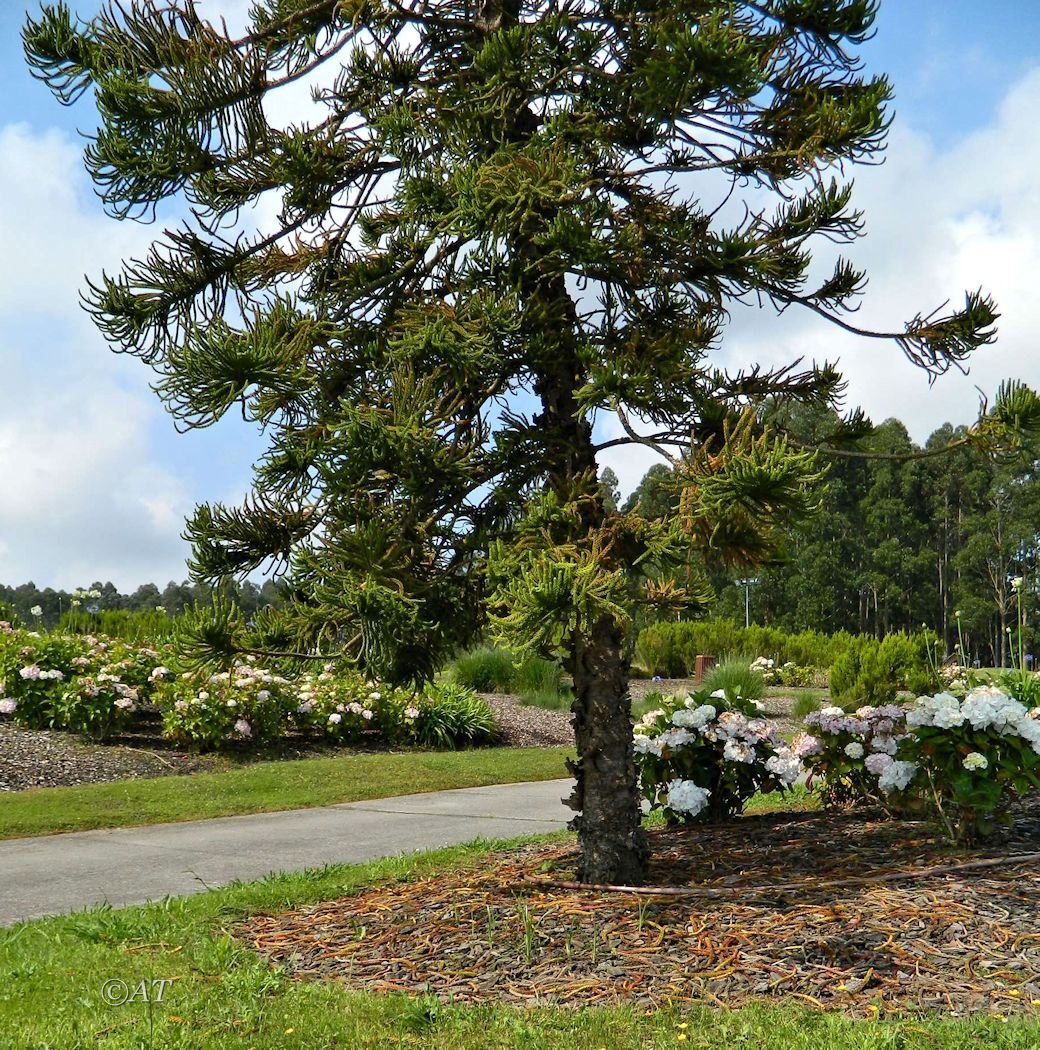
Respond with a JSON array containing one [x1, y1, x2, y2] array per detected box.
[[481, 694, 573, 748], [0, 723, 220, 792]]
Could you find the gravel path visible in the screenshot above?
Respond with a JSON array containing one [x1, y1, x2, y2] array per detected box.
[[481, 695, 573, 748]]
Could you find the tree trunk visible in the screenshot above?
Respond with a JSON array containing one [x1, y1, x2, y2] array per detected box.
[[530, 287, 649, 884], [566, 614, 649, 884]]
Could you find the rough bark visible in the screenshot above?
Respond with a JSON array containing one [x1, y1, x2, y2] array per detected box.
[[474, 0, 648, 883], [567, 613, 650, 883], [533, 334, 649, 884]]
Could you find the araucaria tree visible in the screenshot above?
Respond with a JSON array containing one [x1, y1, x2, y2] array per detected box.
[[27, 0, 1001, 882]]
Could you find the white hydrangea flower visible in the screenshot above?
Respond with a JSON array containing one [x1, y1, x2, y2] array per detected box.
[[723, 739, 755, 764], [877, 760, 918, 794], [671, 704, 715, 731], [632, 733, 658, 755], [864, 752, 893, 775], [657, 727, 694, 751], [664, 779, 711, 817], [844, 742, 864, 759], [870, 734, 899, 756], [963, 751, 988, 771], [765, 747, 801, 786]]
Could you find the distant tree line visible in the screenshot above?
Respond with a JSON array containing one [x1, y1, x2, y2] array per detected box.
[[624, 406, 1040, 668], [0, 579, 282, 631]]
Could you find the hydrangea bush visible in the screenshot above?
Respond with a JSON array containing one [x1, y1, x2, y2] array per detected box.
[[0, 627, 88, 729], [0, 624, 499, 754], [156, 661, 297, 750], [634, 689, 800, 823], [799, 687, 1040, 843], [294, 665, 400, 743], [897, 687, 1040, 842], [797, 703, 908, 806]]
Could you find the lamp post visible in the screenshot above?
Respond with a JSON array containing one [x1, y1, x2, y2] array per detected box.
[[736, 578, 759, 628]]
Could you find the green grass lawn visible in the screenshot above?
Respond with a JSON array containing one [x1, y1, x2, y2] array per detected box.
[[0, 831, 1035, 1049], [0, 747, 571, 841]]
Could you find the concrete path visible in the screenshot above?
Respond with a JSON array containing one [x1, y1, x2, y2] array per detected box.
[[0, 779, 573, 926]]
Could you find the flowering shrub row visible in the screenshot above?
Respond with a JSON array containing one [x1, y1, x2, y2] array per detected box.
[[798, 686, 1040, 843], [0, 626, 497, 751], [633, 678, 1040, 844], [633, 689, 800, 822], [0, 623, 162, 739]]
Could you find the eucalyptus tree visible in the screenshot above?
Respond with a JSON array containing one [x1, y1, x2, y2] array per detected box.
[[26, 0, 1006, 881]]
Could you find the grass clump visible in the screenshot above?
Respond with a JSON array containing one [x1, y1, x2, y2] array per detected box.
[[791, 692, 824, 719], [701, 657, 765, 706], [448, 646, 516, 692], [516, 657, 572, 710], [447, 646, 573, 709], [415, 683, 500, 748]]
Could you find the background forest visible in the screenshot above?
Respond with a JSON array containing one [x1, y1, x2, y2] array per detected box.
[[624, 406, 1040, 667]]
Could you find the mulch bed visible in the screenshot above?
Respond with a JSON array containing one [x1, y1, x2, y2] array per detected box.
[[238, 798, 1040, 1017]]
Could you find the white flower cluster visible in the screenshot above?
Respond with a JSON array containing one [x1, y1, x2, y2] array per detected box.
[[664, 778, 711, 817], [963, 751, 988, 771], [671, 703, 716, 730], [19, 665, 64, 682], [764, 747, 802, 786], [907, 687, 1040, 752]]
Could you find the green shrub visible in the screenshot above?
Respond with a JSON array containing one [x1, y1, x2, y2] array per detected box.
[[830, 632, 939, 707], [448, 646, 515, 693], [701, 658, 764, 707], [412, 683, 499, 748], [635, 619, 845, 678], [59, 608, 178, 644]]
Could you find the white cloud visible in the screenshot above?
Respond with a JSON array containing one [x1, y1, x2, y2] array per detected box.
[[0, 123, 204, 589], [600, 67, 1040, 495], [730, 68, 1040, 438]]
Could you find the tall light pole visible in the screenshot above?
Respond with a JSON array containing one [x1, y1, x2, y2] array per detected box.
[[736, 578, 759, 628]]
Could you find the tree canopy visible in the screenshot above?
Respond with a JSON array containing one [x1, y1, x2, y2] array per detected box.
[[25, 0, 1026, 882]]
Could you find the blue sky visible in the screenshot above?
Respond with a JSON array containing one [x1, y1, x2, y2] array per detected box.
[[1, 2, 1039, 589]]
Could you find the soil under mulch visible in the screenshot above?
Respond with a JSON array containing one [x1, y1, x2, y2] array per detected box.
[[238, 799, 1040, 1017]]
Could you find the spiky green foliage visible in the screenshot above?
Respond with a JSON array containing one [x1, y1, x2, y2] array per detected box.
[[25, 0, 1010, 882]]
